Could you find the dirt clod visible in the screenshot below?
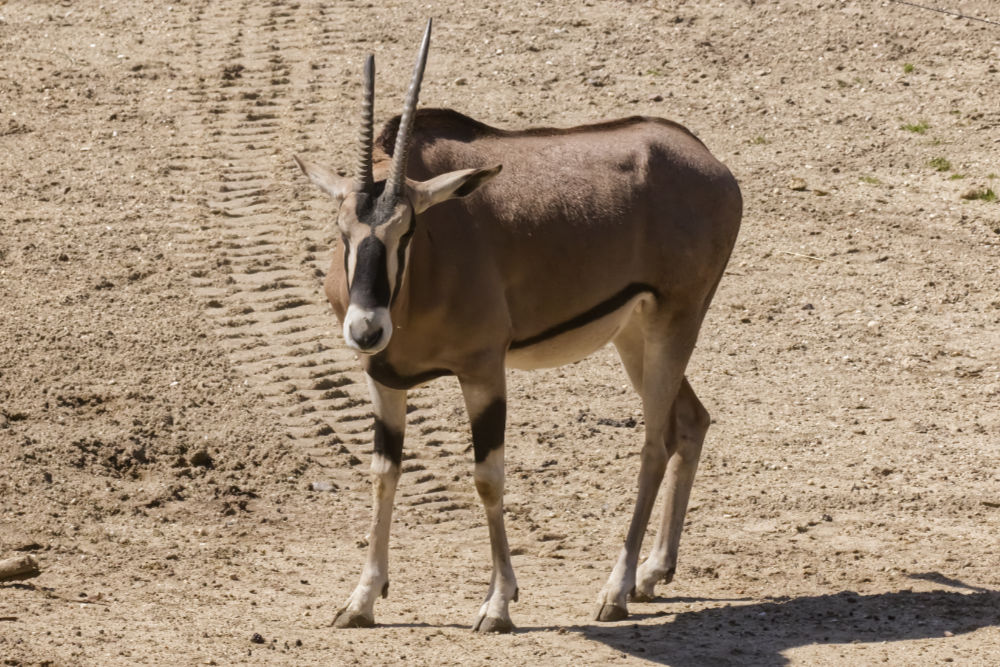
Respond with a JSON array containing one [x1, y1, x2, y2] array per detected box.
[[189, 449, 213, 468]]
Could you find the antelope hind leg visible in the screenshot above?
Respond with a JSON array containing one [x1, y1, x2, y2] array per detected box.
[[595, 332, 691, 621], [632, 377, 709, 602], [595, 320, 697, 621]]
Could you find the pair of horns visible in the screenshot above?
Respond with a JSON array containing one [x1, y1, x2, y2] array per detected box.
[[355, 18, 432, 205]]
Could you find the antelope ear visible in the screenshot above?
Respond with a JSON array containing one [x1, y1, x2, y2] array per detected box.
[[294, 155, 354, 203], [407, 165, 502, 214]]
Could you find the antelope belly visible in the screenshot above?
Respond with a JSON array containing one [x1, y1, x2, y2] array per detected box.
[[505, 292, 652, 370]]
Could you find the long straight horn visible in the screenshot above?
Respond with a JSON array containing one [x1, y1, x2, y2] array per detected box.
[[384, 18, 432, 203], [355, 54, 375, 193]]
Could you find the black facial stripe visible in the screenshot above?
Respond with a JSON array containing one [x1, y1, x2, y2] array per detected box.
[[373, 418, 404, 466], [391, 219, 415, 306], [509, 283, 658, 350], [341, 233, 350, 289], [471, 399, 506, 464], [350, 235, 391, 309]]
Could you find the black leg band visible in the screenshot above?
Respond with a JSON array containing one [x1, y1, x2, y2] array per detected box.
[[373, 418, 403, 466], [471, 399, 506, 463]]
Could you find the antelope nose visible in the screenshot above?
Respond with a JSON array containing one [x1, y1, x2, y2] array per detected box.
[[350, 320, 383, 350], [343, 305, 391, 353]]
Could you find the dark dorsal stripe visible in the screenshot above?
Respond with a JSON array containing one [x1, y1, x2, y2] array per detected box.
[[350, 235, 391, 309], [509, 283, 657, 351], [374, 108, 705, 157]]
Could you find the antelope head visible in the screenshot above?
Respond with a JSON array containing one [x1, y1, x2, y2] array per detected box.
[[295, 19, 502, 354]]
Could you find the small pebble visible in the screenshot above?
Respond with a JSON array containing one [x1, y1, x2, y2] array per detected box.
[[310, 481, 337, 492]]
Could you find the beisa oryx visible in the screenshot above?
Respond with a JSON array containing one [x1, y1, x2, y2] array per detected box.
[[294, 19, 742, 632]]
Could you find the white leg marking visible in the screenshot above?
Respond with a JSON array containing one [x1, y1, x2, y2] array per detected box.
[[596, 440, 667, 621], [473, 447, 518, 633], [334, 454, 399, 626]]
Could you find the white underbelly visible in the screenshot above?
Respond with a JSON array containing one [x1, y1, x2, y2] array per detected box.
[[505, 292, 652, 370]]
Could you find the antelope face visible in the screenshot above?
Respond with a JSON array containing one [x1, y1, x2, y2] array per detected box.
[[295, 161, 502, 354], [337, 193, 415, 354]]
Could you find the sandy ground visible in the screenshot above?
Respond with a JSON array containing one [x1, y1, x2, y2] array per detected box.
[[1, 0, 999, 664]]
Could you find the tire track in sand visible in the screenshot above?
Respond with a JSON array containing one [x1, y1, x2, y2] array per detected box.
[[169, 0, 477, 520]]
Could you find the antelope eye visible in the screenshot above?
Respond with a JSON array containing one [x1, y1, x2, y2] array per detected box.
[[336, 214, 352, 235]]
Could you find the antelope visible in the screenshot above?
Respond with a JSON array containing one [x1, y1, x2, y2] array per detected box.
[[294, 19, 741, 633]]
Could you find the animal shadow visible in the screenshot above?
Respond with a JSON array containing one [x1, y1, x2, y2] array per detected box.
[[574, 579, 1000, 666]]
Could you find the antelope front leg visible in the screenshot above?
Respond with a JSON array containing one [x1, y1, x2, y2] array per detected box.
[[461, 373, 518, 634], [333, 376, 407, 628]]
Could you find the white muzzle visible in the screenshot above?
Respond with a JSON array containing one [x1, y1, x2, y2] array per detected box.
[[343, 304, 392, 354]]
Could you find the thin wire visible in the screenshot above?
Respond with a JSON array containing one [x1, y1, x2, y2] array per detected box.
[[886, 0, 1000, 26]]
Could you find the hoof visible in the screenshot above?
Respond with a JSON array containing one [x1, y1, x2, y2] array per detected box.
[[333, 609, 375, 629], [630, 588, 656, 603], [595, 602, 629, 622], [473, 615, 514, 634]]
